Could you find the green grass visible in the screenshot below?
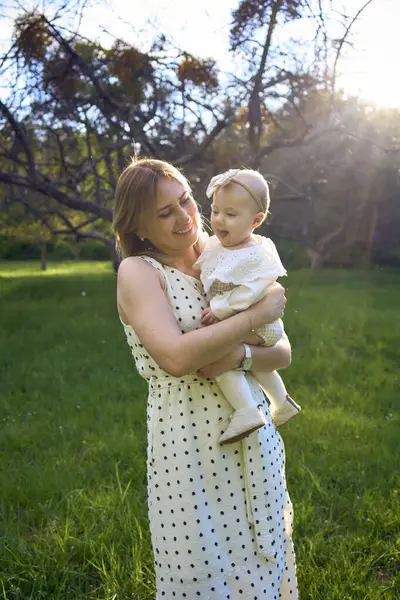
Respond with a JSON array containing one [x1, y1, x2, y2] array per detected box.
[[0, 261, 399, 600]]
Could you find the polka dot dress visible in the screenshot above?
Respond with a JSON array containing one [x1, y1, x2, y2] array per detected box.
[[121, 257, 298, 600]]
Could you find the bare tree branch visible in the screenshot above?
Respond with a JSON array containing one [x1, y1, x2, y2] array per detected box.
[[0, 100, 36, 178], [329, 0, 375, 113], [248, 0, 284, 158], [21, 200, 112, 245], [175, 115, 235, 166], [1, 171, 112, 220]]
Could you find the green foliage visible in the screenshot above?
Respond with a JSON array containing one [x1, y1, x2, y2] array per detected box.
[[274, 237, 309, 269], [259, 93, 400, 267], [0, 237, 42, 260], [78, 242, 112, 261], [0, 237, 112, 262], [0, 262, 399, 598], [177, 55, 219, 91], [2, 6, 400, 273], [106, 40, 154, 104], [13, 12, 52, 62]]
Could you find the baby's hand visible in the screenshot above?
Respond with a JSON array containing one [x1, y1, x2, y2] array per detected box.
[[201, 306, 220, 326]]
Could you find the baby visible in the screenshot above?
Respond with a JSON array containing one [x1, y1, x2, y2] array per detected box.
[[195, 168, 301, 445]]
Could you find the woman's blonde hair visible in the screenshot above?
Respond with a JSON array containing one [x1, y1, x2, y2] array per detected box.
[[113, 157, 200, 259]]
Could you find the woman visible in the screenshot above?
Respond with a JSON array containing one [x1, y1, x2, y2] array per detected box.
[[114, 157, 298, 599]]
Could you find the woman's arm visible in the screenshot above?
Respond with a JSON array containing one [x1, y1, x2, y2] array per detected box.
[[117, 257, 286, 378], [196, 335, 292, 379]]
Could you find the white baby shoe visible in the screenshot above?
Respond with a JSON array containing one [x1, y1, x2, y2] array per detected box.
[[271, 395, 301, 427], [219, 405, 267, 445]]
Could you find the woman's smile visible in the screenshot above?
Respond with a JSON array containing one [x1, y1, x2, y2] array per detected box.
[[175, 223, 193, 235]]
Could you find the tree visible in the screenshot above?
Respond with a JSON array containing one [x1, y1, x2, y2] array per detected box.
[[0, 8, 232, 257], [2, 0, 396, 271], [260, 92, 400, 268]]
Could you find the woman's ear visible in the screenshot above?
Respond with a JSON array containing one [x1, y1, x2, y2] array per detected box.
[[253, 212, 265, 229], [134, 229, 145, 242]]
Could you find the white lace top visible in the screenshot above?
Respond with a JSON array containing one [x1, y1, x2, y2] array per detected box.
[[194, 234, 287, 320]]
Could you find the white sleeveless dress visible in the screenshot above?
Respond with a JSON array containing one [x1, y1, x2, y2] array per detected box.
[[120, 256, 298, 600]]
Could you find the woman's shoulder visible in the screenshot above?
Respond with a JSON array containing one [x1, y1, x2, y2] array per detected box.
[[117, 255, 159, 276], [117, 256, 166, 290]]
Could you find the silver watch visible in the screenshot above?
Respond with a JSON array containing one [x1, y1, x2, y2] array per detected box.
[[238, 343, 252, 371]]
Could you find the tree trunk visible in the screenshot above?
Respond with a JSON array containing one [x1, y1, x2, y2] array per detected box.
[[247, 0, 283, 164], [68, 242, 81, 260], [41, 242, 47, 271], [364, 202, 379, 269], [307, 248, 324, 270]]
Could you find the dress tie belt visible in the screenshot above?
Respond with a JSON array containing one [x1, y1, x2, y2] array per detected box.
[[149, 373, 209, 390], [242, 433, 282, 563]]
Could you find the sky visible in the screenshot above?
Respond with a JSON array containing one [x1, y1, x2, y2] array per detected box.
[[1, 0, 400, 108]]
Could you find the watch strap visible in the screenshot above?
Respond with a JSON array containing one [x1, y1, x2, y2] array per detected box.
[[239, 343, 252, 371]]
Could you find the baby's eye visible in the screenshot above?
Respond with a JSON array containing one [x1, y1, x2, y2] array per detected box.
[[227, 213, 236, 217]]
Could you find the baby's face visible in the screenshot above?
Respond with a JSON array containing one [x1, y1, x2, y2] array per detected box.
[[211, 186, 262, 247]]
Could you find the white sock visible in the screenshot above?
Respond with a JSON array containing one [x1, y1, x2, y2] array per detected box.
[[216, 370, 258, 411], [253, 370, 287, 413]]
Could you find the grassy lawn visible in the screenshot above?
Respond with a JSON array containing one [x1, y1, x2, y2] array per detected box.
[[0, 261, 399, 599]]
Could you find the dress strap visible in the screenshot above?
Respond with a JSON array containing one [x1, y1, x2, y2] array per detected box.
[[139, 255, 169, 292]]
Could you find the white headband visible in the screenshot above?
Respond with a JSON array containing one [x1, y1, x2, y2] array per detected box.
[[206, 169, 267, 212]]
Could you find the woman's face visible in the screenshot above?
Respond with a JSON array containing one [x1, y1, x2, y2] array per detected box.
[[138, 177, 200, 255]]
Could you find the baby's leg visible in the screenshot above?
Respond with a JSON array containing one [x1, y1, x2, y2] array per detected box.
[[252, 370, 287, 412], [216, 370, 257, 411], [253, 320, 301, 426], [254, 370, 301, 427], [255, 318, 284, 346], [254, 319, 291, 410], [216, 370, 267, 444]]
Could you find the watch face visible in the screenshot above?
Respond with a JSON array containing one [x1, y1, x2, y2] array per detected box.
[[243, 357, 252, 371], [241, 344, 252, 371]]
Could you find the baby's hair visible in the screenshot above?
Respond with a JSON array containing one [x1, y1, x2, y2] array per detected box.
[[221, 169, 270, 227]]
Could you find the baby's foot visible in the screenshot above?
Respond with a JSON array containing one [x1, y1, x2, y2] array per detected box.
[[219, 405, 267, 445], [271, 395, 301, 427]]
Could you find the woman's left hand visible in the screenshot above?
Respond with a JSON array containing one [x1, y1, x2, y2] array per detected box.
[[196, 344, 244, 378]]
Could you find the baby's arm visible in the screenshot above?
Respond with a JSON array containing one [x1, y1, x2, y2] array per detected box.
[[201, 306, 220, 326], [209, 280, 288, 350], [210, 278, 273, 321]]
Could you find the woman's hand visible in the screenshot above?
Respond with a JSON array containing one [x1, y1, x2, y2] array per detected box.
[[247, 283, 286, 329], [197, 335, 292, 379], [196, 345, 244, 378], [242, 332, 265, 345]]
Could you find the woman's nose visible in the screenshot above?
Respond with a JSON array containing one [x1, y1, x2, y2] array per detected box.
[[180, 207, 191, 220], [177, 208, 191, 225]]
